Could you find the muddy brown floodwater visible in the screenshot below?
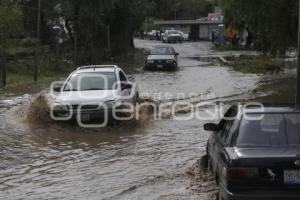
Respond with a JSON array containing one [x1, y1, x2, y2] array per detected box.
[[0, 40, 267, 200]]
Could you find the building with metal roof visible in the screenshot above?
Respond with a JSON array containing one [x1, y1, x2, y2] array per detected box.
[[154, 16, 223, 41]]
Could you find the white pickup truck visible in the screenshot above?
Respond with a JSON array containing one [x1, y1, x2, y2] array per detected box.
[[162, 30, 183, 43], [51, 65, 139, 125]]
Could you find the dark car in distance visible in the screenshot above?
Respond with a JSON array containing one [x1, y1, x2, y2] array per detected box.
[[144, 46, 179, 70], [205, 105, 300, 200]]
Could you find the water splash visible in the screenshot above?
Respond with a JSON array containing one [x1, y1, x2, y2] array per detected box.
[[26, 95, 52, 124], [186, 155, 219, 200]]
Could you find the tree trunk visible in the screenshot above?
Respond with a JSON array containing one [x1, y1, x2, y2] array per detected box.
[[34, 49, 38, 83], [0, 55, 7, 87]]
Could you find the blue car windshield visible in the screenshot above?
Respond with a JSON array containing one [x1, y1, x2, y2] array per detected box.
[[237, 114, 300, 147], [64, 72, 117, 91]]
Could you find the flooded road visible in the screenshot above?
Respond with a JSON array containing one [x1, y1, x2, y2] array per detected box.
[[0, 40, 262, 200]]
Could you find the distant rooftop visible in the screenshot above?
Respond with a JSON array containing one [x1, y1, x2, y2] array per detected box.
[[154, 17, 223, 25]]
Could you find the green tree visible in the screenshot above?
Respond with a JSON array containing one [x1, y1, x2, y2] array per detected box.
[[15, 0, 152, 65], [32, 0, 152, 63], [0, 0, 23, 86], [222, 0, 298, 55], [0, 1, 23, 47], [152, 0, 212, 20]]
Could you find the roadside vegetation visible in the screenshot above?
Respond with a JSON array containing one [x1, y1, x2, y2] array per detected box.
[[214, 0, 299, 74], [255, 78, 297, 103], [221, 0, 298, 55], [213, 44, 247, 51], [225, 55, 290, 74], [0, 0, 214, 87]]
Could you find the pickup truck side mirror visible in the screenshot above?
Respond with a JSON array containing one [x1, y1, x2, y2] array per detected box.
[[53, 86, 62, 93], [175, 53, 179, 56], [121, 83, 132, 90], [204, 123, 220, 132]]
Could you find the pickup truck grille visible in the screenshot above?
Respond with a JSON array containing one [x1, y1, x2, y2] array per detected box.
[[71, 105, 100, 111]]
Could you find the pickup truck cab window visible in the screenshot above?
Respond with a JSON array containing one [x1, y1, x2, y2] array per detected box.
[[119, 70, 127, 82], [64, 72, 117, 91]]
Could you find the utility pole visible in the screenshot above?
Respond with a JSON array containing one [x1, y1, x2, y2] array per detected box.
[[296, 0, 300, 105], [34, 0, 41, 83]]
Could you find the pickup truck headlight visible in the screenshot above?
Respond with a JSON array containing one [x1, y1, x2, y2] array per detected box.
[[53, 103, 70, 111], [147, 60, 154, 63], [105, 100, 116, 109]]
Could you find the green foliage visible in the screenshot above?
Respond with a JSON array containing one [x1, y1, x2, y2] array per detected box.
[[6, 55, 73, 85], [0, 0, 23, 47], [152, 0, 213, 20], [7, 46, 35, 57], [36, 0, 152, 61], [213, 44, 245, 51], [227, 55, 282, 74], [143, 23, 161, 32], [222, 0, 298, 54]]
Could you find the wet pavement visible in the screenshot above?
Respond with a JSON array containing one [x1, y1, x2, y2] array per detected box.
[[0, 40, 266, 200]]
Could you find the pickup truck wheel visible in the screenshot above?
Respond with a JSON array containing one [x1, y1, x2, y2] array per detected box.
[[108, 118, 121, 127]]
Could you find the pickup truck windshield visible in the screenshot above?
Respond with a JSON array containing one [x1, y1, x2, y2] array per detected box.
[[168, 31, 180, 34], [237, 114, 300, 147], [64, 72, 117, 91]]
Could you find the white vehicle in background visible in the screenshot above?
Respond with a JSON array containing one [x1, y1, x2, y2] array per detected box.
[[162, 30, 183, 43], [179, 31, 189, 41], [51, 65, 139, 125], [147, 30, 160, 40]]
